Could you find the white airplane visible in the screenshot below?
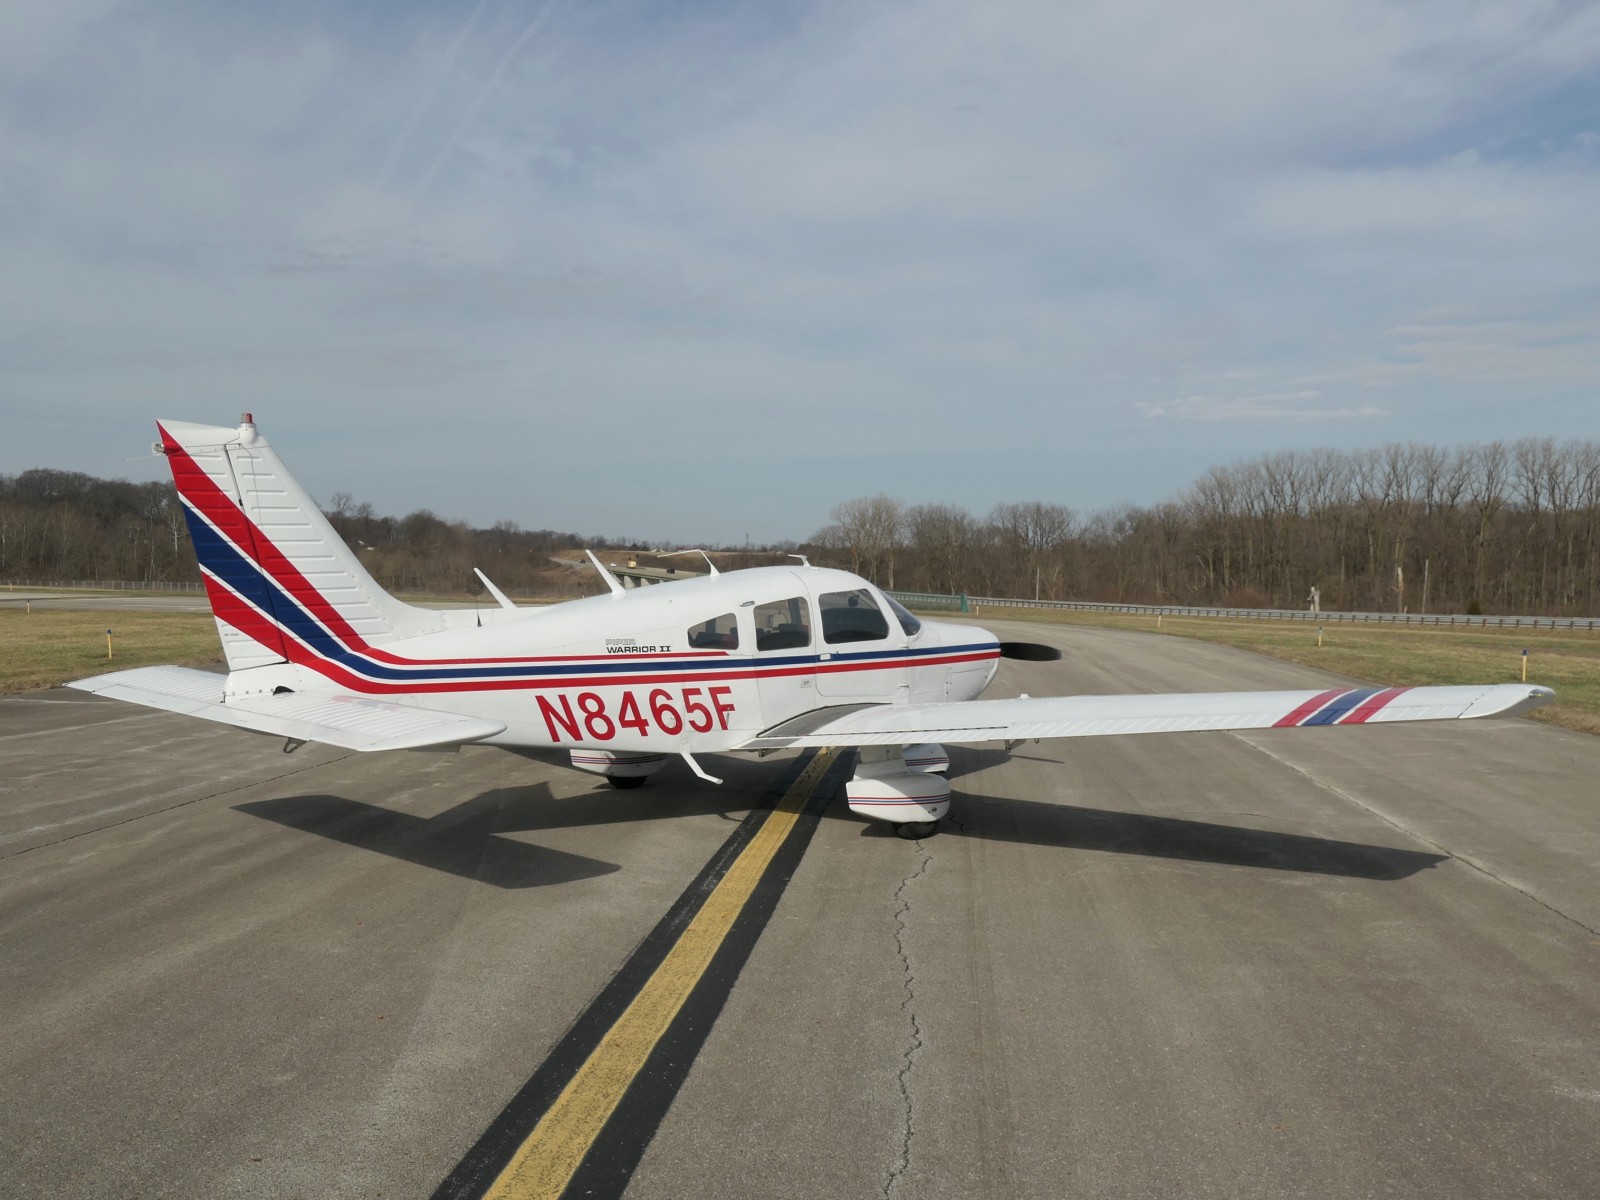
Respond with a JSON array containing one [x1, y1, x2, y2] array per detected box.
[[71, 416, 1554, 838]]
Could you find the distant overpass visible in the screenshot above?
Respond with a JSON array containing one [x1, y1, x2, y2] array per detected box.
[[604, 561, 706, 589]]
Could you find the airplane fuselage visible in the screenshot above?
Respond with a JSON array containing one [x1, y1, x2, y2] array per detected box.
[[217, 565, 1002, 754]]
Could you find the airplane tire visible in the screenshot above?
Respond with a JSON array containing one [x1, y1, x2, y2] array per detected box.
[[894, 821, 938, 840], [609, 775, 647, 789]]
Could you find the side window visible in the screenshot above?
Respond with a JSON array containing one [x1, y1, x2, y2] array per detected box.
[[687, 612, 740, 650], [753, 596, 812, 651], [819, 588, 891, 644], [885, 594, 923, 636]]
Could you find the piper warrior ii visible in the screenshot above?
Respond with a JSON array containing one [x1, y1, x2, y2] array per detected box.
[[71, 417, 1555, 839]]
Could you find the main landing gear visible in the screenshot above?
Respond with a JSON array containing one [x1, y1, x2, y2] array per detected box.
[[568, 744, 957, 838], [567, 750, 669, 789], [847, 743, 950, 838]]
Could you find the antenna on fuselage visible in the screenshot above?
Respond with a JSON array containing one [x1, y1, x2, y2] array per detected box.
[[586, 550, 627, 596], [473, 567, 518, 611], [663, 549, 719, 575], [787, 554, 812, 568]]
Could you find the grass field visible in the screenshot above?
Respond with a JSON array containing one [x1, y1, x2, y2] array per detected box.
[[0, 609, 221, 694], [969, 604, 1600, 736]]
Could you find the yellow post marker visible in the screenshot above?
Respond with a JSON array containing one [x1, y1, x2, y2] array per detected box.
[[1521, 648, 1528, 682], [106, 628, 113, 660], [1318, 625, 1324, 648], [1157, 613, 1163, 629]]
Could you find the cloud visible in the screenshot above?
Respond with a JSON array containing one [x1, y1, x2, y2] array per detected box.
[[1297, 311, 1600, 388], [1139, 391, 1386, 423], [2, 1, 1599, 538]]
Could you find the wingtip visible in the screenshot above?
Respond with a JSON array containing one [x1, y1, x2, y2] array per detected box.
[[1465, 683, 1556, 720]]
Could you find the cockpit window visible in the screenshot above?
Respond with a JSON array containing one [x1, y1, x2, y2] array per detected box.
[[687, 612, 739, 650], [819, 588, 892, 644], [754, 596, 812, 651], [885, 594, 923, 637]]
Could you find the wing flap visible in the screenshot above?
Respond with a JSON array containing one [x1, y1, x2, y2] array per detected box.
[[738, 684, 1555, 749], [67, 666, 505, 751]]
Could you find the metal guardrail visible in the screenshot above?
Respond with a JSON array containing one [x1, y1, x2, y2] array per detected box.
[[0, 579, 205, 592], [883, 590, 971, 612], [6, 580, 1592, 632], [887, 591, 1599, 632]]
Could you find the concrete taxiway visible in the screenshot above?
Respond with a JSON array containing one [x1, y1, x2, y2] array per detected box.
[[3, 618, 1599, 1198]]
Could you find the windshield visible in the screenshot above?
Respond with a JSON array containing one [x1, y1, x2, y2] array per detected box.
[[885, 594, 923, 637]]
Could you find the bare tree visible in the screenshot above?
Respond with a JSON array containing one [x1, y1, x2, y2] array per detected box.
[[827, 495, 904, 586], [905, 503, 978, 594]]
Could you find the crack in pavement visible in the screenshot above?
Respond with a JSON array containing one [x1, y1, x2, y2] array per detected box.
[[884, 836, 933, 1198]]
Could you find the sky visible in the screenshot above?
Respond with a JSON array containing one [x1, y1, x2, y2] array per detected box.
[[3, 0, 1599, 544]]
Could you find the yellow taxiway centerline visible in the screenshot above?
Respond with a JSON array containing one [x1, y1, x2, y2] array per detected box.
[[483, 747, 839, 1200]]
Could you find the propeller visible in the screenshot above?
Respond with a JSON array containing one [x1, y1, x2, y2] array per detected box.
[[998, 641, 1062, 661]]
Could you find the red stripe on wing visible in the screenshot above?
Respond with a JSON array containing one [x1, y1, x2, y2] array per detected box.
[[1339, 686, 1411, 724], [1272, 688, 1348, 728]]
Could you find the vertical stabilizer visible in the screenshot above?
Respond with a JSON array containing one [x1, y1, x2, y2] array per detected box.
[[159, 415, 444, 671]]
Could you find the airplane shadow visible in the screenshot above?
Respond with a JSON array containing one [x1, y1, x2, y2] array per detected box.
[[474, 784, 749, 833], [945, 745, 1056, 780], [933, 744, 1446, 879], [234, 784, 621, 890], [235, 754, 1445, 888], [864, 791, 1446, 881]]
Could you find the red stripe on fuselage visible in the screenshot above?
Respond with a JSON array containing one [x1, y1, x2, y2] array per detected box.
[[1272, 688, 1348, 728]]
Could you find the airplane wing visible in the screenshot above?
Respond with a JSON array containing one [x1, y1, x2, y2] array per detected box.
[[737, 684, 1554, 750], [67, 666, 506, 752]]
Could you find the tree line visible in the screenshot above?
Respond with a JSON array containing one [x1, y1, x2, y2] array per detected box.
[[810, 440, 1600, 616], [6, 438, 1600, 615], [0, 470, 646, 598]]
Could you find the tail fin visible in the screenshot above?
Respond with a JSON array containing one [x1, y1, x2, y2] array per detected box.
[[159, 415, 443, 671]]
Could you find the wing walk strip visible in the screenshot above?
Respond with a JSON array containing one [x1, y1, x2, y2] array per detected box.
[[433, 748, 849, 1200]]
